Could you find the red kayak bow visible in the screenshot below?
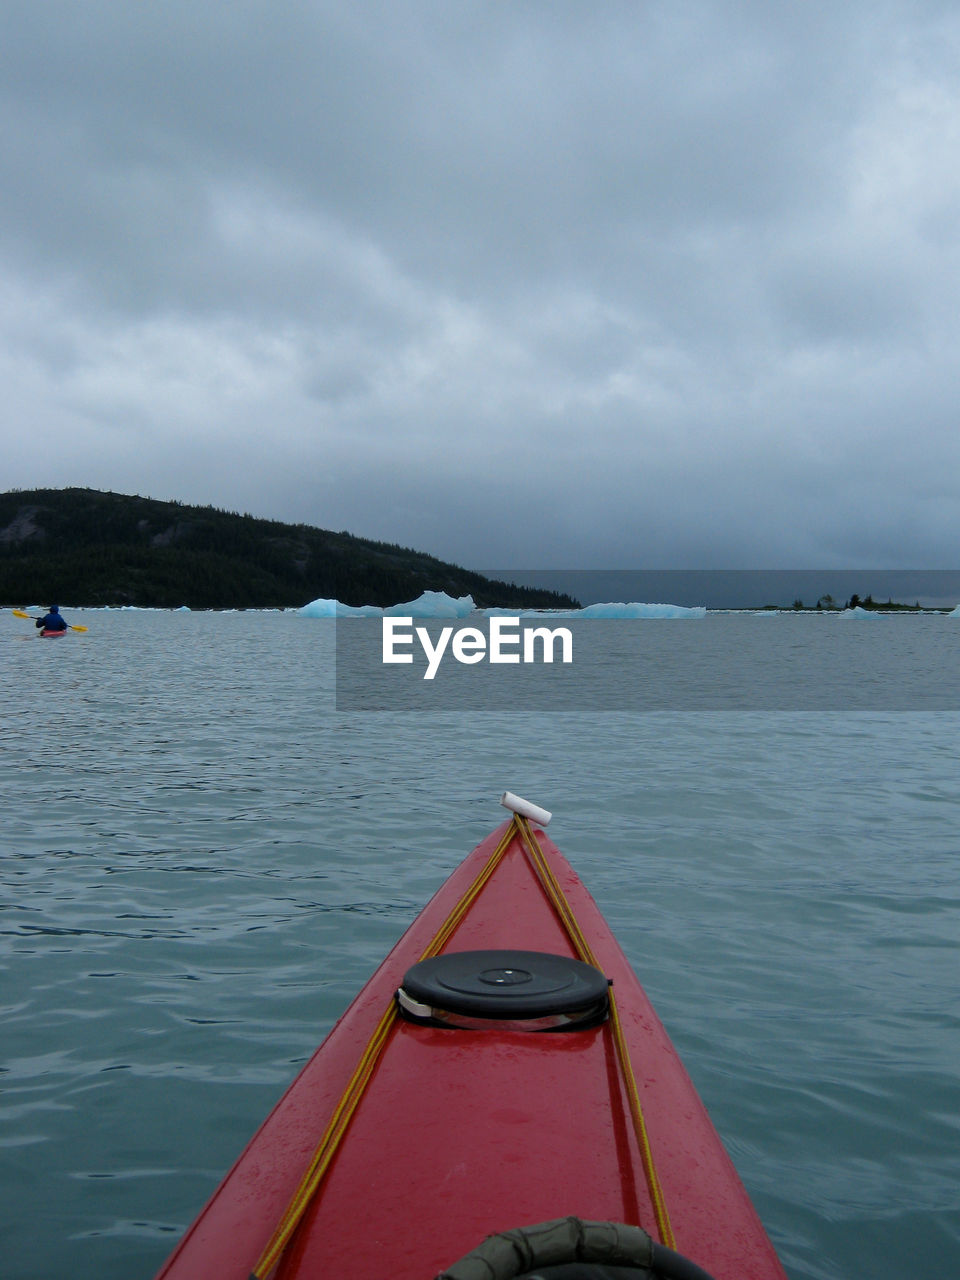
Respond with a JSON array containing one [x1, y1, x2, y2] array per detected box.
[[155, 795, 787, 1280]]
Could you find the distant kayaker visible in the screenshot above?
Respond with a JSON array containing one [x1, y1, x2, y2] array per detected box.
[[36, 605, 68, 632]]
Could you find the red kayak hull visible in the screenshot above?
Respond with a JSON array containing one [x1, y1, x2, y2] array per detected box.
[[155, 817, 786, 1280], [40, 628, 68, 637]]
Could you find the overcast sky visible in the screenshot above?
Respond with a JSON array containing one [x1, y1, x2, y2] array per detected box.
[[3, 1, 959, 569]]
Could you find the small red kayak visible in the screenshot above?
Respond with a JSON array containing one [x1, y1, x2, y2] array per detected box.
[[39, 629, 68, 638], [155, 795, 787, 1280]]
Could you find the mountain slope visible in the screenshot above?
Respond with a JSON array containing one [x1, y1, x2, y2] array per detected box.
[[0, 488, 577, 610]]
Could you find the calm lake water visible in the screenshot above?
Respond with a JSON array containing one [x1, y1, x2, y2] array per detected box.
[[2, 608, 959, 1279]]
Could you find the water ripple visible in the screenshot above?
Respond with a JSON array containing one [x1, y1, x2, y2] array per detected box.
[[3, 613, 959, 1278]]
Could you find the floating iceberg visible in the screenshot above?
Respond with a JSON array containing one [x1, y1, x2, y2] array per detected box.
[[300, 598, 341, 617], [299, 591, 476, 619], [485, 601, 705, 620], [299, 590, 704, 620], [299, 597, 380, 618], [576, 601, 706, 619], [384, 592, 475, 619], [837, 606, 877, 619]]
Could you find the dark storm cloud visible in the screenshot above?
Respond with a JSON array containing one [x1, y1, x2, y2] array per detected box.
[[3, 1, 960, 570]]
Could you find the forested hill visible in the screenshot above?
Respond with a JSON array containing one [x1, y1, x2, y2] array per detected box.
[[0, 488, 578, 611]]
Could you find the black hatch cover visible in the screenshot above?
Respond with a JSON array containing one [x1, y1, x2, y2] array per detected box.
[[400, 950, 609, 1018]]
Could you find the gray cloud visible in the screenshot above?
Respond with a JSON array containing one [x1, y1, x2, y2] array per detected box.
[[3, 1, 960, 571]]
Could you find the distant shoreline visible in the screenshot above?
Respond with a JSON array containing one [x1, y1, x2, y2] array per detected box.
[[8, 601, 956, 617]]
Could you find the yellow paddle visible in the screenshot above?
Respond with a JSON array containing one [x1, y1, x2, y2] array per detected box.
[[12, 609, 89, 633]]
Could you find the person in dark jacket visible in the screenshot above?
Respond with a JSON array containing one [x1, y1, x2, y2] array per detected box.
[[36, 605, 68, 632]]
